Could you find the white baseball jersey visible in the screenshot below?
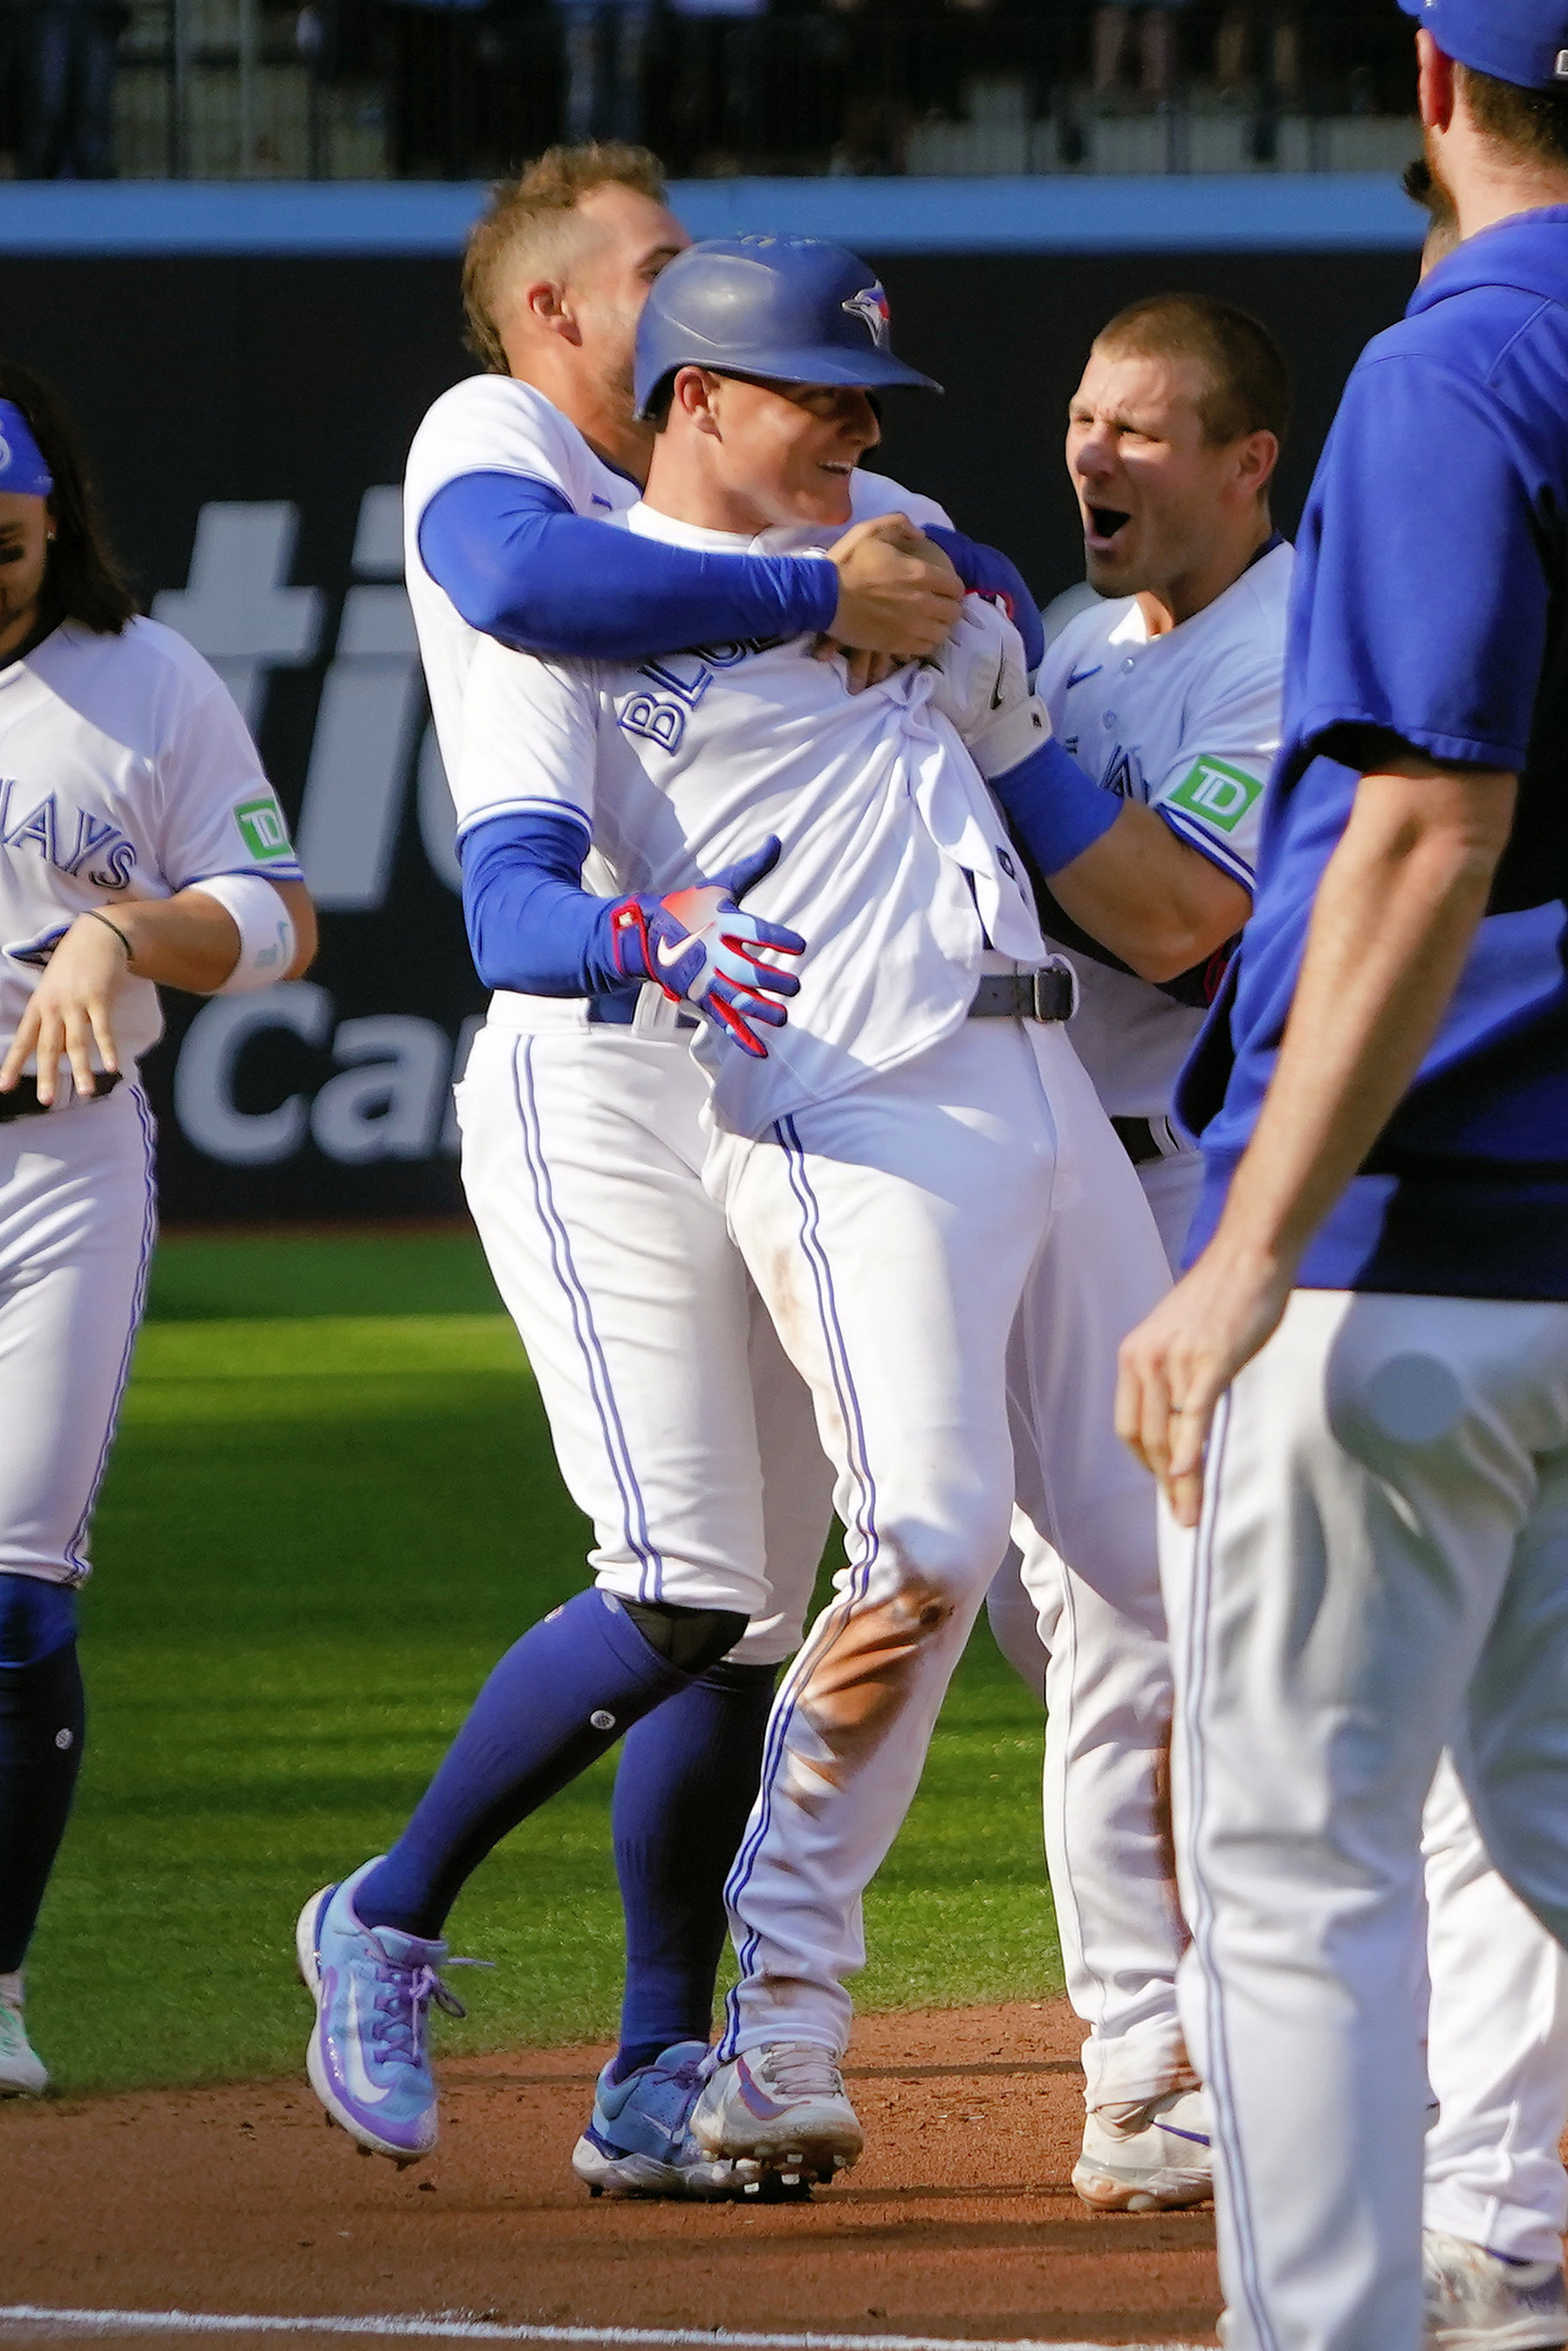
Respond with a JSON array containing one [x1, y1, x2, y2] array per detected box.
[[411, 378, 1188, 2109], [1036, 541, 1291, 1121], [452, 501, 1044, 1139], [404, 374, 965, 1672], [404, 370, 953, 843], [0, 617, 302, 1066]]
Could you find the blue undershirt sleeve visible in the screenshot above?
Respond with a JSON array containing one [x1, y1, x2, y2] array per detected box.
[[459, 809, 627, 997], [924, 527, 1044, 674], [420, 470, 839, 660]]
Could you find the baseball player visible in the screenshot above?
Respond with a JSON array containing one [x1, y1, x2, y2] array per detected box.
[[298, 152, 1038, 2196], [0, 362, 314, 2095], [1115, 4, 1568, 2343], [986, 289, 1568, 2309], [374, 154, 1198, 2220], [437, 233, 1175, 2198], [983, 293, 1284, 2214]]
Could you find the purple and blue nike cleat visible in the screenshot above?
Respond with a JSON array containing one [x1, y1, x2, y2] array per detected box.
[[572, 2041, 759, 2199], [296, 1858, 475, 2166]]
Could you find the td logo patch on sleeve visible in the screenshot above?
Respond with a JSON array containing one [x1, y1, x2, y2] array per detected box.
[[1167, 756, 1263, 834], [234, 791, 294, 862]]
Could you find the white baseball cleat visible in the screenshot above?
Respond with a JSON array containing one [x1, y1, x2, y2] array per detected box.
[[1072, 2086, 1213, 2212], [1423, 2229, 1568, 2350], [0, 1977, 48, 2097], [688, 2042, 863, 2186]]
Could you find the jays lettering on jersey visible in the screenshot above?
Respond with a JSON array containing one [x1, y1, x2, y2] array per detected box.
[[452, 502, 1043, 1139], [1035, 542, 1289, 1121], [1183, 211, 1568, 1299], [0, 617, 302, 1065]]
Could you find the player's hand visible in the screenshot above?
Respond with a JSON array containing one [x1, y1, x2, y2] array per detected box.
[[609, 837, 806, 1060], [828, 516, 964, 659], [0, 909, 128, 1105], [924, 595, 1048, 778], [1114, 1238, 1292, 1526], [810, 641, 903, 694]]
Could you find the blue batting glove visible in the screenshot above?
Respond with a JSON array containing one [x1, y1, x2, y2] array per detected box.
[[608, 837, 807, 1060]]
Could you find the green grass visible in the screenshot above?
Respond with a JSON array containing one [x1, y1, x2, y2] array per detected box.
[[24, 1232, 1061, 2094]]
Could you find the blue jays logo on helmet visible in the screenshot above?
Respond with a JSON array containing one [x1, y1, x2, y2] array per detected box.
[[633, 236, 941, 419], [841, 284, 892, 352]]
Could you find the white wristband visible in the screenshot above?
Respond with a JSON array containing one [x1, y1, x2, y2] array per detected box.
[[188, 874, 297, 994]]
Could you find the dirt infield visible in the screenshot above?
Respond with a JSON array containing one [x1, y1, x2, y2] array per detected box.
[[0, 2001, 1219, 2350]]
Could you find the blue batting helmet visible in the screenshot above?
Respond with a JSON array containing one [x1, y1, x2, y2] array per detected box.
[[633, 236, 942, 421]]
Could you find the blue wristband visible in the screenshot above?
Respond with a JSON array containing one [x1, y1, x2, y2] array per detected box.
[[989, 737, 1121, 879]]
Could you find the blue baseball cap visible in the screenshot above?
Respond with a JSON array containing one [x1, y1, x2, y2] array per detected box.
[[0, 400, 53, 500], [633, 235, 941, 421], [1397, 0, 1568, 90]]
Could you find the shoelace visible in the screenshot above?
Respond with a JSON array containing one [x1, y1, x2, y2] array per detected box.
[[365, 1954, 491, 2067], [758, 2042, 845, 2100]]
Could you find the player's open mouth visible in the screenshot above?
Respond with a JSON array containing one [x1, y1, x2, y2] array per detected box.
[[1086, 505, 1131, 545]]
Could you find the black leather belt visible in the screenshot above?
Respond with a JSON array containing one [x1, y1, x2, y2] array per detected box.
[[587, 989, 699, 1031], [968, 966, 1076, 1024], [1113, 1113, 1186, 1166], [0, 1070, 122, 1123]]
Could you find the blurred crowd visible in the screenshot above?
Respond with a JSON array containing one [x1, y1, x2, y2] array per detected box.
[[0, 0, 1413, 185]]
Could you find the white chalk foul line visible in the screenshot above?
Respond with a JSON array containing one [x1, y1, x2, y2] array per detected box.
[[0, 2313, 1204, 2351]]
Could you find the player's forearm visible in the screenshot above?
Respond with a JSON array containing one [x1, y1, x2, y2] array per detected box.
[[1205, 762, 1517, 1280], [1048, 805, 1251, 982], [111, 881, 312, 993], [990, 739, 1245, 980], [460, 812, 624, 997], [420, 472, 836, 660]]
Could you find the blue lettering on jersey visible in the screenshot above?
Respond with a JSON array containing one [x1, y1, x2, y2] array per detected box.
[[92, 838, 136, 890], [65, 810, 125, 881], [1102, 746, 1145, 802], [619, 639, 777, 751], [0, 778, 135, 890], [690, 635, 785, 665], [640, 655, 713, 708], [618, 693, 688, 751], [6, 792, 58, 862]]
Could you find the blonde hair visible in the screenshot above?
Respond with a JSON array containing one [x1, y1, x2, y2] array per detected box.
[[462, 142, 668, 374]]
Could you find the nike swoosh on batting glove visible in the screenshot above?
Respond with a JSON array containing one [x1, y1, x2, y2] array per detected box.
[[608, 836, 806, 1060], [925, 598, 1051, 778]]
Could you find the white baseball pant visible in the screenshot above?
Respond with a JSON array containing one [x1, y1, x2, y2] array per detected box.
[[1162, 1285, 1568, 2351], [709, 1016, 1173, 2061], [0, 1081, 158, 1587], [995, 1129, 1568, 2184], [987, 1138, 1200, 2109], [455, 1000, 833, 1666], [1421, 1751, 1568, 2261]]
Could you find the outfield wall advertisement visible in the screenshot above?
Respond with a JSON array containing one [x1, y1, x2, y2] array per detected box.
[[5, 243, 1419, 1221]]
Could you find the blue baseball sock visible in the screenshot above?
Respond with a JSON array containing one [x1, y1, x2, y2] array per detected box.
[[611, 1657, 777, 2079], [358, 1588, 695, 1941], [0, 1574, 85, 1976]]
